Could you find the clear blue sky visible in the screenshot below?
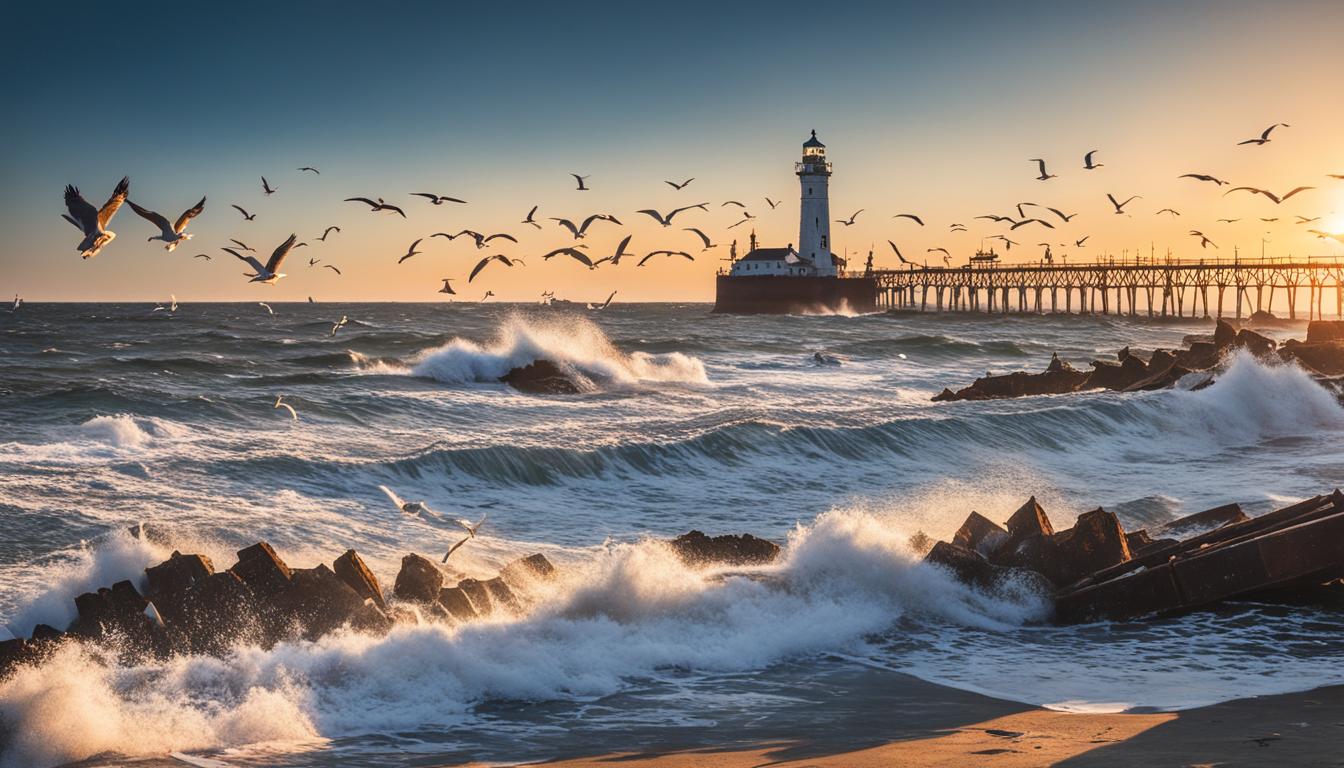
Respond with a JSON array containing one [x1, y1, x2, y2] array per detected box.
[[4, 0, 1341, 301]]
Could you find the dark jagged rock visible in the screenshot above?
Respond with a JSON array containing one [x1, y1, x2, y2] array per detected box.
[[1048, 508, 1132, 588], [483, 577, 520, 612], [925, 541, 1053, 596], [438, 587, 478, 620], [0, 638, 31, 675], [931, 387, 958, 402], [1175, 341, 1221, 371], [229, 542, 292, 599], [69, 580, 151, 638], [145, 551, 214, 601], [1085, 355, 1150, 391], [333, 549, 386, 610], [501, 360, 581, 394], [30, 624, 63, 641], [1124, 363, 1195, 392], [933, 354, 1092, 402], [1280, 340, 1344, 376], [1005, 497, 1054, 539], [500, 553, 556, 587], [951, 511, 1009, 557], [274, 564, 370, 640], [1235, 328, 1277, 357], [394, 553, 444, 602], [1153, 502, 1247, 539], [170, 571, 258, 654], [1214, 318, 1239, 348], [1117, 346, 1153, 363], [669, 530, 782, 566], [456, 578, 495, 613], [1147, 349, 1177, 373], [1307, 321, 1344, 344]]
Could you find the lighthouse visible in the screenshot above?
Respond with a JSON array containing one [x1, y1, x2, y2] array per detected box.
[[797, 130, 834, 277]]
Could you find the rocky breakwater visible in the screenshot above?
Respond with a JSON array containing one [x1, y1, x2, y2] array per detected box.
[[923, 490, 1344, 623], [932, 319, 1344, 402]]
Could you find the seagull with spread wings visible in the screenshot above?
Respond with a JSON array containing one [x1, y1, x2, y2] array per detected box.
[[1106, 193, 1141, 214], [636, 204, 708, 226], [664, 178, 694, 190], [261, 176, 277, 195], [127, 196, 205, 251], [231, 204, 256, 221], [592, 235, 634, 266], [1237, 123, 1289, 146], [522, 205, 542, 229], [397, 238, 425, 264], [469, 254, 523, 282], [412, 192, 467, 205], [1030, 158, 1057, 180], [345, 197, 407, 217], [637, 250, 693, 266], [1223, 185, 1314, 205], [223, 234, 297, 284], [683, 227, 719, 250], [62, 176, 130, 259]]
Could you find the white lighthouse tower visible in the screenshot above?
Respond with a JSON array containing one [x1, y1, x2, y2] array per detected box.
[[796, 130, 834, 277]]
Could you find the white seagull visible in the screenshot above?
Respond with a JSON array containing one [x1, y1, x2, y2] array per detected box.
[[274, 395, 297, 421], [127, 196, 206, 251], [224, 234, 297, 284], [330, 315, 347, 336], [379, 485, 434, 516], [63, 176, 130, 259], [444, 514, 487, 563]]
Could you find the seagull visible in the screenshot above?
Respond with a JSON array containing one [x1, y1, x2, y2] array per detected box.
[[62, 176, 129, 259], [468, 254, 521, 282], [927, 247, 950, 256], [637, 250, 693, 266], [765, 197, 780, 209], [397, 238, 425, 264], [297, 166, 320, 174], [345, 197, 407, 217], [223, 234, 297, 284], [127, 196, 205, 251], [412, 192, 467, 205], [551, 214, 619, 239], [892, 213, 924, 225], [1296, 215, 1321, 224], [258, 302, 274, 315], [1014, 202, 1038, 219], [571, 174, 590, 191], [1045, 207, 1076, 223], [379, 485, 433, 516], [330, 315, 347, 336], [1083, 150, 1103, 170], [481, 290, 495, 301], [976, 214, 1013, 223], [308, 257, 321, 267], [439, 278, 456, 295], [721, 200, 747, 208], [949, 224, 967, 232], [683, 227, 718, 250], [888, 241, 916, 266], [1237, 123, 1289, 146], [443, 514, 487, 563], [636, 204, 707, 226], [152, 294, 178, 313], [588, 290, 618, 310], [1155, 208, 1181, 217], [323, 264, 342, 275], [230, 204, 257, 223], [987, 235, 1018, 250], [261, 177, 277, 195], [10, 295, 20, 312], [1010, 218, 1054, 230], [1329, 174, 1344, 180], [664, 178, 694, 190], [1030, 159, 1056, 180], [1189, 230, 1218, 249], [274, 395, 297, 421], [193, 253, 211, 260], [726, 213, 755, 229], [592, 235, 635, 266], [1223, 185, 1314, 205], [1106, 193, 1141, 214], [1259, 217, 1279, 222], [1308, 229, 1344, 244], [317, 226, 341, 241], [230, 239, 255, 252], [1074, 236, 1089, 247], [1178, 173, 1228, 186], [522, 205, 542, 229], [543, 247, 595, 268], [1217, 218, 1241, 223], [835, 209, 863, 226]]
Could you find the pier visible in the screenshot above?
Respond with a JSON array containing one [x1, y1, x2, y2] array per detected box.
[[870, 256, 1344, 319]]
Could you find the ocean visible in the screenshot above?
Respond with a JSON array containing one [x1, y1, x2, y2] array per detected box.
[[1, 302, 1343, 767]]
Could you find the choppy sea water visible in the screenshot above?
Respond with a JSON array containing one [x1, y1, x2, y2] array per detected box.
[[1, 302, 1342, 767]]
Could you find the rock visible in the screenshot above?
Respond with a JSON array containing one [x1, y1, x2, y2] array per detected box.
[[1280, 342, 1344, 376], [482, 577, 520, 612], [456, 578, 495, 613], [1307, 321, 1344, 344], [1182, 333, 1214, 347], [1175, 341, 1221, 371], [1214, 319, 1239, 349], [349, 600, 394, 634], [274, 564, 369, 640], [1153, 503, 1248, 539], [144, 551, 214, 605], [30, 624, 63, 641], [500, 360, 581, 394], [437, 587, 478, 620], [69, 580, 151, 638], [942, 356, 1092, 401], [925, 541, 1053, 597], [0, 638, 31, 675], [333, 549, 386, 610], [813, 351, 842, 366], [1247, 309, 1281, 325], [907, 530, 935, 556], [668, 531, 782, 566], [1123, 363, 1193, 392], [394, 553, 444, 602], [500, 553, 556, 588], [1085, 355, 1149, 391], [1147, 349, 1177, 372], [1118, 346, 1153, 363], [931, 387, 958, 402], [951, 512, 1009, 557], [1048, 508, 1132, 587], [175, 571, 258, 654], [229, 542, 293, 599], [1235, 328, 1277, 357], [1005, 497, 1054, 539]]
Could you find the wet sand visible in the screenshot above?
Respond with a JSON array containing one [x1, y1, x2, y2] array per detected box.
[[494, 679, 1344, 768]]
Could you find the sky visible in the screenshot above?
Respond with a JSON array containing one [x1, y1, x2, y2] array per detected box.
[[3, 0, 1343, 302]]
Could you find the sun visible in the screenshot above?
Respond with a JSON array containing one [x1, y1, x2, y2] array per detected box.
[[1326, 213, 1344, 235]]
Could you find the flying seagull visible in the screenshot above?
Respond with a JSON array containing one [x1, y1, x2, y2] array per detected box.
[[330, 315, 347, 336], [345, 197, 407, 217], [571, 174, 590, 191], [261, 176, 277, 195], [721, 200, 746, 208], [274, 395, 297, 421], [317, 226, 340, 241], [297, 166, 320, 174], [1237, 123, 1289, 146], [765, 197, 780, 209], [726, 213, 755, 229], [439, 278, 456, 295], [927, 247, 950, 256], [397, 238, 425, 264], [193, 253, 211, 260], [379, 485, 433, 516], [62, 176, 129, 259], [551, 213, 619, 239], [1106, 193, 1141, 214], [481, 290, 494, 301], [1083, 150, 1103, 170], [1010, 218, 1055, 230], [636, 204, 707, 226], [683, 227, 718, 250], [1030, 159, 1056, 180], [1074, 236, 1089, 247], [1217, 218, 1241, 223], [443, 515, 487, 563], [1223, 185, 1314, 205], [1045, 207, 1076, 223], [592, 235, 635, 266], [323, 264, 342, 275], [835, 209, 863, 226], [588, 290, 617, 310], [412, 193, 467, 205], [637, 250, 693, 266], [1177, 173, 1228, 186], [1296, 215, 1321, 224], [664, 178, 694, 190], [258, 302, 274, 315], [892, 213, 924, 226], [468, 254, 521, 282], [522, 205, 542, 229], [1189, 230, 1218, 249], [543, 246, 595, 268], [1155, 208, 1181, 217], [888, 240, 916, 266], [223, 234, 297, 284], [127, 196, 205, 251], [230, 239, 255, 252]]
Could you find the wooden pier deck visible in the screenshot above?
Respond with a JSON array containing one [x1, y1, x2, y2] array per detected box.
[[870, 256, 1344, 319]]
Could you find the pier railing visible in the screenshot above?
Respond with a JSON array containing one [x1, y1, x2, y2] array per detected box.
[[868, 256, 1344, 319]]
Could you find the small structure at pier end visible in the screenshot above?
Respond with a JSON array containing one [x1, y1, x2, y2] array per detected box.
[[713, 131, 878, 314]]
